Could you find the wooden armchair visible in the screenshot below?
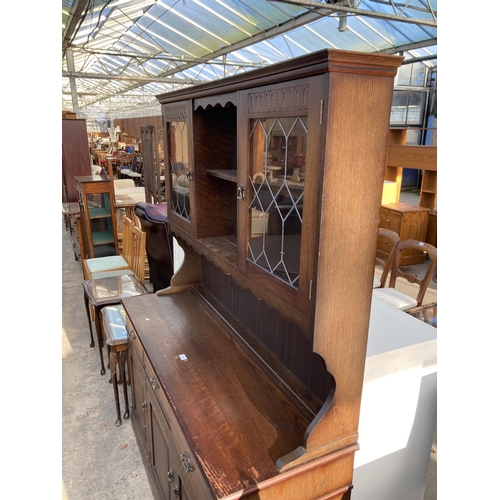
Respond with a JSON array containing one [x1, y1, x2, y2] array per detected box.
[[373, 228, 400, 288], [373, 239, 437, 309]]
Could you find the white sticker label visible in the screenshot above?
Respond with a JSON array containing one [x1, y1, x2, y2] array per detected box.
[[179, 354, 187, 361]]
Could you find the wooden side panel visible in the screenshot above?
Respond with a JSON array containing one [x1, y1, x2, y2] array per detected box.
[[307, 70, 396, 452]]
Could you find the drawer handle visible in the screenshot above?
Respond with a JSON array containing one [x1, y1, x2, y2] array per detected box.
[[167, 469, 174, 483], [142, 402, 147, 411], [150, 377, 159, 390], [181, 452, 194, 473], [173, 485, 180, 498], [128, 329, 136, 340]]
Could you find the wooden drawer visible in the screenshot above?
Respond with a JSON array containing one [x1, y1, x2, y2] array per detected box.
[[378, 203, 430, 265], [379, 206, 402, 233]]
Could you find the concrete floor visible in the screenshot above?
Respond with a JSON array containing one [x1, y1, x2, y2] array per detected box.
[[62, 189, 436, 499]]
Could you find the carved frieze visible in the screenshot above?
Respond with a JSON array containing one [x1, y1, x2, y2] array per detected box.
[[163, 102, 188, 121], [248, 84, 309, 114]]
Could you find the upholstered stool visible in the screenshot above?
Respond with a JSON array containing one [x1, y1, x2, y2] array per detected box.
[[82, 273, 148, 375], [101, 304, 130, 427], [83, 255, 129, 280]]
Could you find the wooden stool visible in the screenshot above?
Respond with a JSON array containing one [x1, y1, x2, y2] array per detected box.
[[82, 273, 148, 375], [101, 304, 130, 427]]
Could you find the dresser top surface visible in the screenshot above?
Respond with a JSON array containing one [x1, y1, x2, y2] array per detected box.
[[122, 289, 314, 497]]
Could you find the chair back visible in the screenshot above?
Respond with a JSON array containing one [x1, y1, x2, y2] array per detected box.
[[388, 239, 437, 306], [134, 202, 174, 292], [374, 228, 400, 288], [122, 216, 146, 284]]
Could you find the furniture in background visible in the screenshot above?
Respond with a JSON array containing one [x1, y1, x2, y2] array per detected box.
[[82, 272, 147, 376], [121, 216, 147, 284], [101, 304, 130, 426], [373, 239, 437, 310], [384, 128, 437, 211], [62, 118, 92, 203], [378, 202, 430, 265], [133, 202, 174, 293], [62, 202, 85, 262], [141, 125, 164, 204], [76, 175, 119, 259], [122, 49, 403, 500], [373, 228, 400, 288]]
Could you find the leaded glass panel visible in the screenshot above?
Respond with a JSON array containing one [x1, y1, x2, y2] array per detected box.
[[248, 116, 308, 289]]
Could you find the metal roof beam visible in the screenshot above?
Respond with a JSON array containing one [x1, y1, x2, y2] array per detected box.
[[269, 0, 437, 27], [62, 71, 201, 85], [69, 49, 264, 67], [62, 0, 90, 56]]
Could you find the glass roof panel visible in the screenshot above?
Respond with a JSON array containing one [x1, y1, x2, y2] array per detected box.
[[62, 0, 437, 117]]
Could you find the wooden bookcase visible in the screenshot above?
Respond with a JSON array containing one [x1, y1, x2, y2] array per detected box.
[[62, 118, 92, 203], [122, 49, 403, 500]]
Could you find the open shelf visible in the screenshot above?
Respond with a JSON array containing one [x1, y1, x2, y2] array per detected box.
[[207, 169, 237, 182], [88, 207, 112, 218]]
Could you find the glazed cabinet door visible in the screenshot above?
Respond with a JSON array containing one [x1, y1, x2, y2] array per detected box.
[[163, 101, 196, 236], [237, 76, 326, 317]]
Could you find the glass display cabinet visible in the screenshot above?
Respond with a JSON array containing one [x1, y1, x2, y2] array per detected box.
[[123, 49, 403, 500], [75, 175, 119, 259]]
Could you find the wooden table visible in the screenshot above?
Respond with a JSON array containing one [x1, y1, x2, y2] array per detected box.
[[115, 193, 137, 220], [101, 304, 130, 426], [82, 273, 148, 376]]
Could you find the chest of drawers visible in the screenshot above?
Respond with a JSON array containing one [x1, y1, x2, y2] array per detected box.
[[378, 203, 430, 265]]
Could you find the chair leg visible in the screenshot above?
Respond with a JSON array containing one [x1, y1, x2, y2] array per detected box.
[[83, 291, 95, 348], [95, 307, 106, 376], [119, 350, 130, 420], [110, 349, 122, 427]]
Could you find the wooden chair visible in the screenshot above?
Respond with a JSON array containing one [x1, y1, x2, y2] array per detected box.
[[122, 216, 147, 284], [373, 228, 400, 288], [373, 239, 437, 310]]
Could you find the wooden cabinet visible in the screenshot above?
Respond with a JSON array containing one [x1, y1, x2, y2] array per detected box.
[[62, 118, 92, 203], [124, 49, 403, 500], [75, 175, 119, 259], [378, 202, 430, 265], [62, 202, 85, 261]]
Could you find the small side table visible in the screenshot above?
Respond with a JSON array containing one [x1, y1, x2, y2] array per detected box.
[[82, 273, 148, 375], [101, 304, 130, 427]]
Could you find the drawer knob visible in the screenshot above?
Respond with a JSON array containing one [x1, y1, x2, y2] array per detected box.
[[181, 452, 194, 473]]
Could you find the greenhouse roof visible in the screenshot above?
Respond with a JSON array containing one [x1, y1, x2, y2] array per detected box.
[[62, 0, 437, 119]]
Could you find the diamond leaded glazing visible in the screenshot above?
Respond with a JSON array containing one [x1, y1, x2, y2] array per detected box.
[[248, 116, 308, 289]]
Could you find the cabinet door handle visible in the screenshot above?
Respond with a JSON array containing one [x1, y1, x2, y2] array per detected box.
[[167, 469, 174, 483], [237, 184, 245, 201], [128, 329, 136, 340], [173, 485, 180, 498], [142, 402, 147, 411], [181, 452, 194, 473], [150, 377, 159, 390], [186, 170, 193, 181]]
